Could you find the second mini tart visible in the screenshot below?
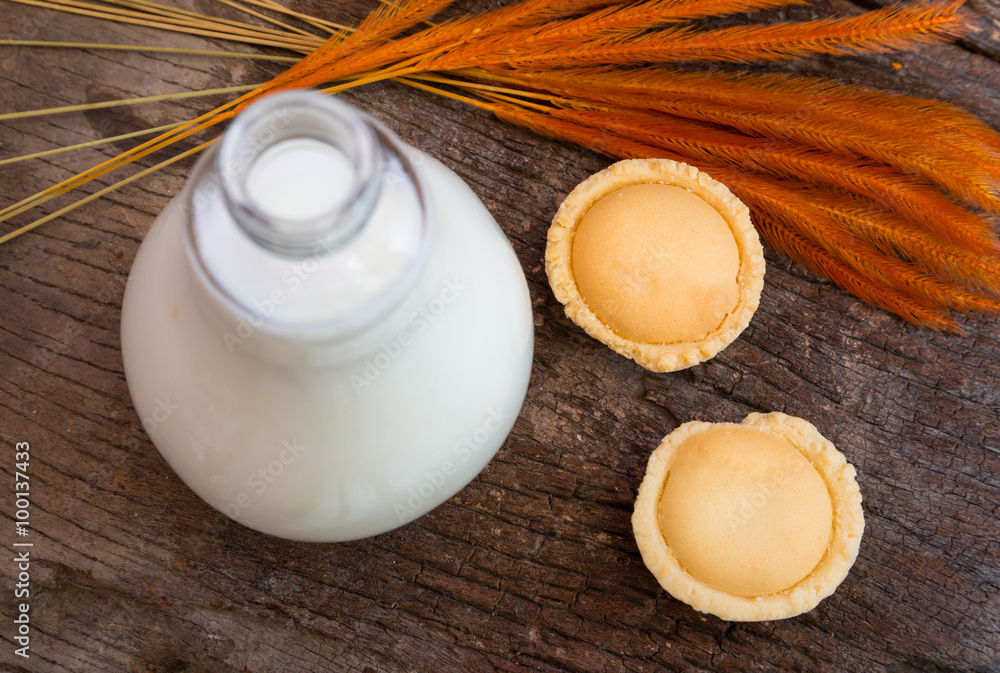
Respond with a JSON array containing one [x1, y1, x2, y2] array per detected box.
[[632, 412, 865, 622], [546, 159, 765, 372]]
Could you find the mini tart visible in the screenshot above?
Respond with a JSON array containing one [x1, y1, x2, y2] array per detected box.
[[632, 412, 864, 622], [546, 158, 765, 372]]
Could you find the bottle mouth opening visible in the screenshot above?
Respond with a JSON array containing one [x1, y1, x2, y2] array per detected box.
[[183, 89, 433, 345], [217, 90, 383, 257]]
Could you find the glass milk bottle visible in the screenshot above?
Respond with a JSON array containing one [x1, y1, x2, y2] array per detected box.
[[120, 90, 534, 542]]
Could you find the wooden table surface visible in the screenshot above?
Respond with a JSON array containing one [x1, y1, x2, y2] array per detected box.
[[1, 0, 999, 670]]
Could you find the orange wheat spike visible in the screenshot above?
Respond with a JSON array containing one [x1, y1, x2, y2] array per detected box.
[[728, 175, 989, 327], [493, 67, 1000, 160], [747, 152, 1000, 260], [801, 190, 1000, 295], [554, 103, 1000, 313], [470, 0, 811, 47], [488, 101, 959, 328], [400, 0, 812, 74], [258, 0, 662, 96], [746, 181, 1000, 315], [548, 103, 999, 310], [474, 0, 971, 67], [485, 68, 1000, 224], [257, 0, 458, 96], [749, 208, 959, 330], [545, 102, 1000, 256], [692, 70, 1000, 157], [646, 98, 1000, 219], [614, 0, 809, 20]]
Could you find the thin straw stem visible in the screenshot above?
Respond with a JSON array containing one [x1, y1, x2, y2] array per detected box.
[[89, 0, 314, 42], [238, 0, 352, 35], [391, 76, 495, 110], [0, 84, 260, 121], [207, 0, 320, 39], [0, 140, 213, 246], [0, 118, 211, 222], [406, 72, 558, 101], [0, 86, 259, 223], [0, 122, 186, 167], [393, 74, 556, 114], [37, 0, 309, 41], [0, 40, 299, 61], [5, 0, 322, 52]]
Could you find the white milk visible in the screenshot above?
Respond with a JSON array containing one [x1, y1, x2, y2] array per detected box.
[[246, 138, 355, 220], [120, 93, 534, 542]]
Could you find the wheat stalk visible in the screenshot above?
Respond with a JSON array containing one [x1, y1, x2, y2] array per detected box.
[[0, 39, 300, 60], [1, 0, 998, 330]]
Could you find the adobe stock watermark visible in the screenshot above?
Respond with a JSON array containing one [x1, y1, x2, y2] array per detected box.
[[221, 255, 324, 353], [219, 438, 307, 521], [140, 397, 179, 435], [217, 139, 429, 353], [723, 452, 811, 533], [12, 441, 32, 659], [350, 277, 466, 395], [8, 267, 127, 391], [394, 406, 512, 524], [189, 105, 294, 215]]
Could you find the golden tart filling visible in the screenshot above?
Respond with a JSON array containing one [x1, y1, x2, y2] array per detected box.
[[572, 183, 742, 344], [632, 412, 864, 622], [546, 158, 765, 372]]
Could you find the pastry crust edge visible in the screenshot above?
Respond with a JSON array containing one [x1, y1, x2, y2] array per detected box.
[[545, 158, 765, 372], [631, 411, 865, 622]]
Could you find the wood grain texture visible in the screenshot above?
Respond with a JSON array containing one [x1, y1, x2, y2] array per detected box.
[[0, 0, 998, 671]]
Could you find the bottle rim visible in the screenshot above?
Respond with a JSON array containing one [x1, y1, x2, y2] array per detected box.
[[181, 89, 433, 344], [218, 90, 382, 257]]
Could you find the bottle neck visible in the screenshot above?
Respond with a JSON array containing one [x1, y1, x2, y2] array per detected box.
[[182, 90, 431, 349], [218, 91, 383, 256]]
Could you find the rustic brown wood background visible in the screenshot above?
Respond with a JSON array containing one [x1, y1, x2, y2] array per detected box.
[[1, 0, 999, 670]]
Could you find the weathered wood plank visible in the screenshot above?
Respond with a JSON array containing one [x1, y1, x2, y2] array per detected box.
[[1, 0, 999, 671]]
